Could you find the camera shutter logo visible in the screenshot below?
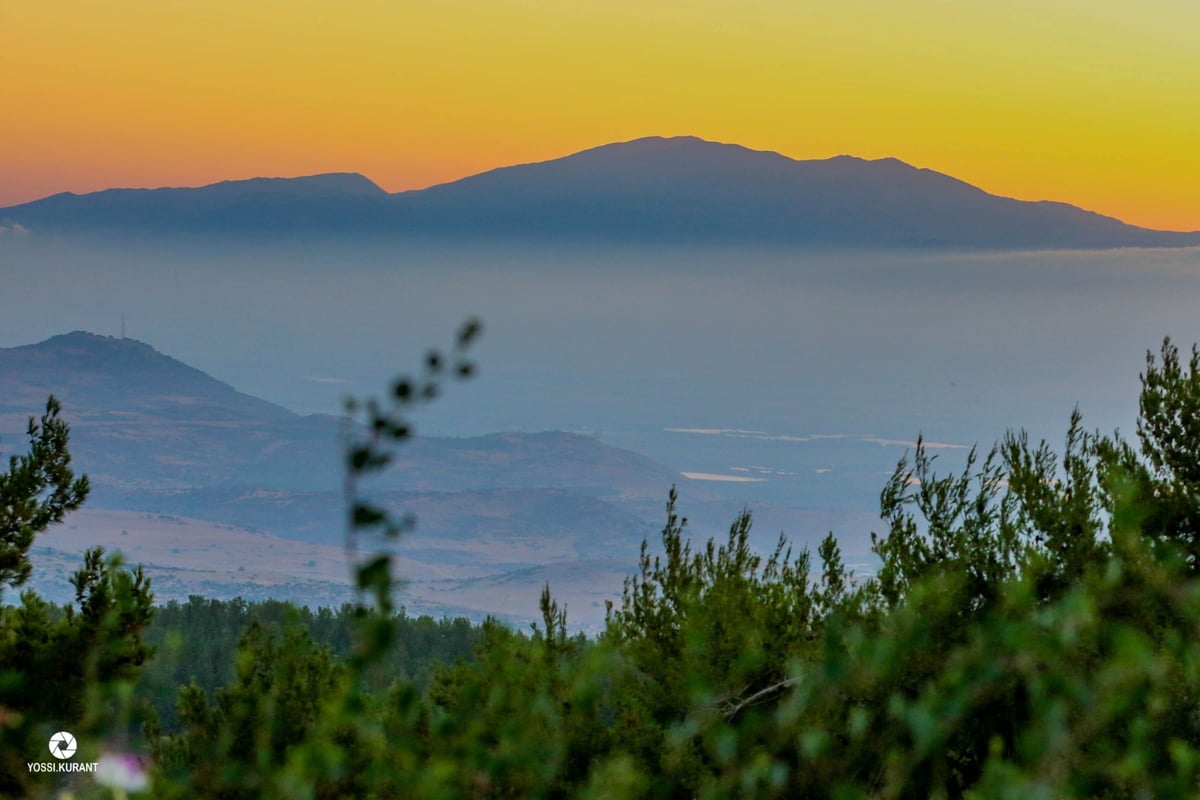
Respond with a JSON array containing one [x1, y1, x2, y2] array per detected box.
[[48, 731, 78, 760]]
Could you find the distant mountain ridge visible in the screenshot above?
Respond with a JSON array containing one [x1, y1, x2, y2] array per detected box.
[[3, 172, 394, 232], [4, 136, 1197, 249]]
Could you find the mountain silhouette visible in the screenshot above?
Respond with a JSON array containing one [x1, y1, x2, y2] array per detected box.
[[2, 173, 393, 233], [3, 137, 1197, 248]]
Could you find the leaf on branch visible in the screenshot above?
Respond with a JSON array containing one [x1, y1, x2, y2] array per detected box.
[[351, 503, 387, 529], [356, 554, 392, 594], [457, 317, 483, 348], [347, 446, 390, 472]]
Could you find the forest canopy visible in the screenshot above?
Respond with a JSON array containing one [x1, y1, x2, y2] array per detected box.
[[4, 334, 1200, 797]]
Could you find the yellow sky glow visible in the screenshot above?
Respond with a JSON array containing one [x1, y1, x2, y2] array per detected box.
[[3, 1, 1197, 230]]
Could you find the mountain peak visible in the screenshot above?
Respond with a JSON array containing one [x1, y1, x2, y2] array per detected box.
[[556, 134, 792, 165], [202, 172, 386, 196], [586, 134, 733, 152], [36, 330, 157, 353], [0, 331, 295, 423], [26, 331, 209, 369]]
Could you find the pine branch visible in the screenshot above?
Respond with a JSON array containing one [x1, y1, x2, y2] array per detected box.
[[719, 676, 800, 720]]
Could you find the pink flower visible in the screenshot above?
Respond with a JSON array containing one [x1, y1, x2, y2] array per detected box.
[[95, 752, 150, 794]]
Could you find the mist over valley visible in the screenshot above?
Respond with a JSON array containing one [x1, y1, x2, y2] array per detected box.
[[5, 233, 1200, 626], [4, 140, 1200, 626]]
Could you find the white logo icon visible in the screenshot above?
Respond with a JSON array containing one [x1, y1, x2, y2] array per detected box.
[[48, 731, 77, 760]]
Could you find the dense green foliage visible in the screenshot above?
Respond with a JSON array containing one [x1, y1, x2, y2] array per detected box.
[[7, 332, 1200, 797], [0, 399, 154, 796], [0, 396, 89, 591], [139, 598, 482, 730]]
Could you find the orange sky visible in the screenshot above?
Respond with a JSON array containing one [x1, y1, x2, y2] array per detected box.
[[3, 1, 1198, 230]]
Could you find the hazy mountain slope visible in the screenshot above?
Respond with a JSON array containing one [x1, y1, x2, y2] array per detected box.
[[3, 137, 1196, 247], [0, 331, 296, 422], [0, 330, 870, 626], [0, 330, 686, 513], [116, 486, 658, 558], [0, 332, 334, 491], [394, 136, 1195, 248], [2, 173, 392, 233]]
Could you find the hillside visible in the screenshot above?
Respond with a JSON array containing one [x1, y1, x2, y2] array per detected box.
[[1, 331, 696, 626], [0, 332, 683, 497]]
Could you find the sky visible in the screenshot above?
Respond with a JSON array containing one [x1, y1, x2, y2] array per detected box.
[[3, 1, 1198, 231]]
